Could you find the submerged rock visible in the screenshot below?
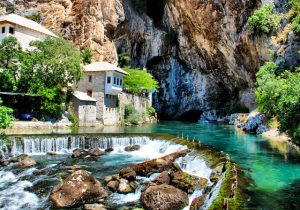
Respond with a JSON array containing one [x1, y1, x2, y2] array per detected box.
[[50, 170, 108, 208], [190, 194, 207, 210], [124, 145, 141, 152], [131, 149, 189, 177], [47, 152, 59, 155], [141, 184, 188, 210]]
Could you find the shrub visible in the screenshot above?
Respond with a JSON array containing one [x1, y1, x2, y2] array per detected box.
[[147, 106, 156, 117], [68, 104, 79, 129], [0, 97, 14, 130], [248, 4, 280, 36], [124, 104, 142, 125], [26, 13, 42, 23], [81, 47, 93, 64]]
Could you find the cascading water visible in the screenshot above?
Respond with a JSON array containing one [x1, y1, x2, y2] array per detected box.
[[12, 136, 151, 155], [0, 135, 218, 210]]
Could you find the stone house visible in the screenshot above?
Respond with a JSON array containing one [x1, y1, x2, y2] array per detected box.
[[73, 62, 129, 126], [0, 14, 57, 49]]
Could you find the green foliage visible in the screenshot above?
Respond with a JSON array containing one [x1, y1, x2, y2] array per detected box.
[[81, 47, 93, 64], [123, 67, 159, 94], [0, 37, 83, 117], [68, 104, 79, 129], [118, 54, 131, 68], [288, 0, 300, 33], [256, 62, 300, 143], [248, 4, 280, 36], [164, 28, 178, 46], [0, 97, 14, 130], [26, 13, 42, 23], [147, 106, 156, 117], [124, 104, 142, 125]]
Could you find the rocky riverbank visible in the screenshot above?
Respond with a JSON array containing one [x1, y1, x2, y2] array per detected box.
[[0, 134, 250, 209]]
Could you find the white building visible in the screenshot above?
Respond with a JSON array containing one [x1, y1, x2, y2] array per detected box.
[[0, 14, 57, 49], [74, 62, 129, 126]]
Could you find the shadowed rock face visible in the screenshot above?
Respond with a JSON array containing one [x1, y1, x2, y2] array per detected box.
[[1, 0, 298, 119]]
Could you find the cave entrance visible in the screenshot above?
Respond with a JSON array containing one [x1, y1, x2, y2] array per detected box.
[[178, 110, 203, 122]]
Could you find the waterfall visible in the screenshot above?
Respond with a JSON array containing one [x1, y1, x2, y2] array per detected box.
[[12, 136, 151, 155]]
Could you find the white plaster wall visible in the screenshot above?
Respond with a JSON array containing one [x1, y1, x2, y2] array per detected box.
[[0, 23, 47, 49]]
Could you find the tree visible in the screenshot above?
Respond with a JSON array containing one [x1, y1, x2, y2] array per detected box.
[[0, 36, 22, 90], [256, 62, 300, 144], [248, 4, 280, 36], [123, 67, 159, 94], [0, 97, 14, 130]]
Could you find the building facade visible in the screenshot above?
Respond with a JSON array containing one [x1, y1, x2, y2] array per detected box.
[[74, 62, 129, 126], [0, 14, 57, 49]]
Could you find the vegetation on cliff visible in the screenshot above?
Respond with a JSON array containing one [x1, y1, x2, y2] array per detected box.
[[248, 4, 280, 36], [0, 37, 83, 117]]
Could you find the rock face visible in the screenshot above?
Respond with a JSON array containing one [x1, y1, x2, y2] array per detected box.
[[141, 184, 189, 210], [50, 170, 108, 208], [1, 1, 297, 118]]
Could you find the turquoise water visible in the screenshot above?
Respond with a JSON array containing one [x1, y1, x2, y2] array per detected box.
[[119, 121, 300, 209]]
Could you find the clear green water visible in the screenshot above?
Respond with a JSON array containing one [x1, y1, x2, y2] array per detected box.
[[118, 121, 300, 209]]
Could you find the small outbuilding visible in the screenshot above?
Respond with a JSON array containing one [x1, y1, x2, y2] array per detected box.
[[72, 91, 97, 127]]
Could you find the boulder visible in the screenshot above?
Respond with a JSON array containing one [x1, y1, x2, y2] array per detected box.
[[1, 160, 10, 167], [11, 156, 19, 163], [140, 184, 189, 210], [50, 170, 108, 208], [105, 148, 114, 152], [171, 171, 199, 193], [72, 148, 88, 158], [19, 155, 36, 168], [104, 176, 113, 184], [124, 145, 141, 152], [153, 171, 170, 185], [84, 204, 107, 210], [190, 194, 207, 210], [89, 148, 105, 157], [117, 178, 135, 194], [107, 180, 119, 192], [131, 149, 189, 177], [199, 177, 208, 188], [119, 167, 136, 181]]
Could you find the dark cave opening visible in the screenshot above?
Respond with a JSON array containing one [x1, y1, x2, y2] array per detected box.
[[177, 110, 203, 122]]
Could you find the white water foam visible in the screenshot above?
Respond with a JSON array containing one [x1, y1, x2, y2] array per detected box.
[[0, 170, 40, 210], [12, 136, 151, 155]]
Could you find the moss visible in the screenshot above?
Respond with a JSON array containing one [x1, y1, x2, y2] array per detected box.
[[208, 162, 249, 210]]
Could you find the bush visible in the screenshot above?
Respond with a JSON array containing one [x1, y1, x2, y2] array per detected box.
[[124, 104, 142, 125], [288, 0, 300, 33], [248, 4, 280, 36], [256, 62, 300, 144], [0, 97, 14, 130], [26, 13, 42, 23], [147, 106, 156, 117]]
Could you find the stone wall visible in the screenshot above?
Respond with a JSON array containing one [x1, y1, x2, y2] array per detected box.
[[72, 97, 97, 127], [119, 93, 150, 113]]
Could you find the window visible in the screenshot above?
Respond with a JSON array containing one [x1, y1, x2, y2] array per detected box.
[[117, 78, 119, 85], [107, 76, 111, 84], [87, 90, 92, 97], [1, 27, 5, 34], [88, 75, 92, 83], [113, 77, 116, 84], [9, 27, 14, 34], [120, 79, 123, 86]]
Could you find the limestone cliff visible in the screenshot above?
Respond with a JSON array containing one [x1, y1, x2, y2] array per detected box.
[[1, 0, 298, 120]]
